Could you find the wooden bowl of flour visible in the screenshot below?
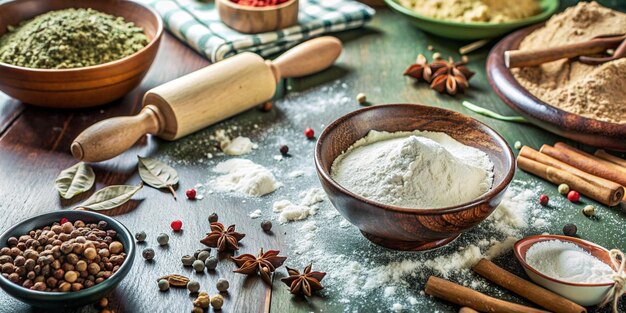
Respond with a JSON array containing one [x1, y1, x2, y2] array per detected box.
[[487, 24, 626, 151], [314, 104, 515, 251]]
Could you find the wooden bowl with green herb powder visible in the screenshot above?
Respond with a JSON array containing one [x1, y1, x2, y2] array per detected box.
[[0, 0, 163, 108]]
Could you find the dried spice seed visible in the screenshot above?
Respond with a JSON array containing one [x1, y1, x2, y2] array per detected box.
[[197, 251, 210, 262], [193, 292, 210, 308], [141, 248, 154, 261], [539, 194, 549, 206], [582, 205, 596, 217], [563, 223, 577, 236], [181, 255, 195, 267], [261, 101, 273, 112], [356, 93, 367, 104], [261, 220, 272, 232], [157, 233, 169, 246], [208, 213, 219, 223], [158, 279, 170, 291], [558, 184, 570, 195], [187, 280, 200, 293], [205, 257, 218, 270], [135, 231, 147, 242], [280, 145, 289, 155], [304, 128, 315, 139], [192, 260, 205, 273], [216, 278, 229, 292], [158, 274, 190, 287], [567, 190, 580, 202], [171, 220, 183, 232], [210, 294, 224, 310], [514, 141, 522, 150], [186, 188, 196, 200]]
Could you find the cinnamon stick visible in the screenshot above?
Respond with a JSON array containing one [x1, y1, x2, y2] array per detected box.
[[595, 150, 626, 169], [504, 35, 625, 68], [472, 259, 586, 313], [542, 143, 626, 187], [424, 276, 550, 313], [516, 156, 624, 206], [459, 308, 479, 313]]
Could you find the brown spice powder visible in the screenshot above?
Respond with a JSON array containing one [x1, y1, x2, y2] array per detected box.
[[512, 2, 626, 124]]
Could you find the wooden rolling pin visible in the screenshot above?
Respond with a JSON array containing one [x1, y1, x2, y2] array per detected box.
[[71, 37, 342, 162]]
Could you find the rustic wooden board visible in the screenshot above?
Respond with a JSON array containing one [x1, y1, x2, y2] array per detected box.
[[0, 1, 625, 313]]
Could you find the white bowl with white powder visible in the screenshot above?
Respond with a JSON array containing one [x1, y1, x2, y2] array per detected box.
[[515, 235, 617, 306]]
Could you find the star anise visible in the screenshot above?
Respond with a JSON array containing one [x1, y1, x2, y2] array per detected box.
[[280, 263, 326, 297], [231, 248, 287, 285], [403, 53, 432, 80], [428, 57, 475, 95], [200, 222, 245, 252]]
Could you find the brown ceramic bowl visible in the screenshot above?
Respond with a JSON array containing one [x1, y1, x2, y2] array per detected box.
[[315, 104, 515, 251], [0, 0, 163, 108], [487, 24, 626, 151], [216, 0, 299, 34]]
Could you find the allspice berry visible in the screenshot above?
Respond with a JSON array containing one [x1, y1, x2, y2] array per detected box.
[[64, 271, 78, 283], [261, 220, 272, 232], [563, 223, 577, 237], [582, 205, 596, 217], [208, 213, 218, 223], [109, 242, 123, 254], [210, 294, 224, 310], [83, 248, 97, 260]]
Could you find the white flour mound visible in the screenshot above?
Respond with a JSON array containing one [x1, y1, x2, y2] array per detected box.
[[212, 159, 280, 196], [331, 130, 494, 209], [214, 129, 256, 156], [273, 188, 326, 223]]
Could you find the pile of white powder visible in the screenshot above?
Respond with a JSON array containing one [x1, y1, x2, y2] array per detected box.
[[525, 240, 615, 284], [331, 130, 494, 208], [211, 159, 280, 196], [272, 188, 326, 223]]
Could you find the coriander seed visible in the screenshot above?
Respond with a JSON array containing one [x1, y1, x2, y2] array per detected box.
[[216, 278, 229, 292], [158, 279, 170, 291], [181, 255, 195, 267], [582, 205, 596, 217], [187, 280, 200, 293], [197, 251, 210, 262], [205, 256, 218, 270], [192, 260, 205, 272], [142, 248, 155, 261], [156, 233, 169, 246]]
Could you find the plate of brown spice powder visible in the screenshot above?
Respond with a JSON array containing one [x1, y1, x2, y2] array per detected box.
[[487, 2, 626, 151]]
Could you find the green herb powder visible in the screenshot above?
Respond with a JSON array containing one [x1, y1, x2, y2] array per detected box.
[[0, 8, 149, 69]]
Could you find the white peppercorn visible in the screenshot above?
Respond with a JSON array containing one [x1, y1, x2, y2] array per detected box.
[[192, 260, 205, 272], [216, 278, 229, 292]]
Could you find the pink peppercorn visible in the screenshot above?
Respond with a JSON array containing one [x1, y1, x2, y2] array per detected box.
[[539, 194, 549, 206], [60, 218, 69, 225], [171, 220, 183, 232], [304, 128, 315, 139], [185, 188, 196, 200], [567, 190, 580, 202]]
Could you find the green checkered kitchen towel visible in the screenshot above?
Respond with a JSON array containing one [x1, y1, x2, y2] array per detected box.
[[141, 0, 375, 62]]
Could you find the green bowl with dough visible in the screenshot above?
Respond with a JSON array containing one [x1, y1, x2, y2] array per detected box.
[[384, 0, 559, 40]]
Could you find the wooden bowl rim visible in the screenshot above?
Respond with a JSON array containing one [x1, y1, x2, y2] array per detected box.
[[0, 0, 164, 73], [217, 0, 298, 12], [514, 235, 616, 287], [314, 103, 515, 215], [487, 23, 626, 133], [384, 0, 559, 28]]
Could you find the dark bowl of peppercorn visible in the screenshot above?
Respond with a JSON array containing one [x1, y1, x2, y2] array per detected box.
[[0, 210, 135, 308]]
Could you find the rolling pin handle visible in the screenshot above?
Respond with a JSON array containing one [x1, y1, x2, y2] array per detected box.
[[269, 36, 342, 80], [71, 105, 163, 162]]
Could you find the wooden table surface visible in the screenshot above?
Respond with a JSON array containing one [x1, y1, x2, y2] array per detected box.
[[0, 1, 625, 312]]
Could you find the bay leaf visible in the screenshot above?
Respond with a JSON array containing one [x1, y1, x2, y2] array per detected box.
[[78, 183, 143, 211], [55, 162, 95, 199], [137, 156, 179, 199]]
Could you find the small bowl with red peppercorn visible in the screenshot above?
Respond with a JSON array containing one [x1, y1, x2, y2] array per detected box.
[[0, 211, 135, 308], [216, 0, 299, 34], [315, 104, 515, 251]]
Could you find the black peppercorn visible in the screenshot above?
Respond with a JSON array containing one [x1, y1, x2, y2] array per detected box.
[[279, 145, 289, 155], [208, 213, 218, 223], [563, 223, 577, 237], [261, 220, 272, 232]]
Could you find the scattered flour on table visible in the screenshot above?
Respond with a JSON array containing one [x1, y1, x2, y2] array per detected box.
[[248, 209, 262, 219], [331, 130, 494, 209], [213, 129, 257, 156], [288, 181, 547, 311], [272, 188, 326, 223], [212, 159, 280, 196], [526, 240, 615, 284]]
